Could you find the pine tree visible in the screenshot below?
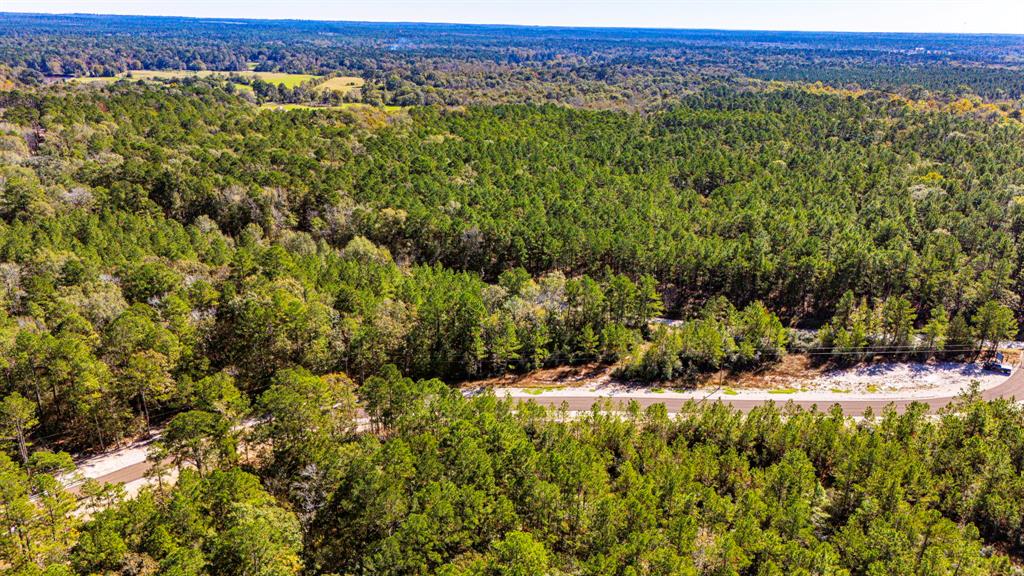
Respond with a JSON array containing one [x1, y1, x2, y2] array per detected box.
[[921, 305, 950, 356], [577, 324, 599, 362], [946, 313, 976, 359], [0, 393, 37, 465]]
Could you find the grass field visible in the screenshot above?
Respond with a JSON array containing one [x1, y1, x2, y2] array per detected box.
[[316, 76, 365, 94], [258, 103, 342, 111], [337, 103, 406, 113], [71, 70, 320, 88], [259, 103, 406, 113], [259, 102, 405, 113], [70, 75, 122, 85]]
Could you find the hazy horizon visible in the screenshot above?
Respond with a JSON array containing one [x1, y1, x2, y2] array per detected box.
[[4, 0, 1024, 35]]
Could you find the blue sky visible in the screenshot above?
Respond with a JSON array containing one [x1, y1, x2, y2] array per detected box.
[[4, 0, 1024, 34]]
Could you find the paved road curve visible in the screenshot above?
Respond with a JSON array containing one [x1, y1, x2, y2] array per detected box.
[[81, 368, 1024, 488], [500, 367, 1024, 416]]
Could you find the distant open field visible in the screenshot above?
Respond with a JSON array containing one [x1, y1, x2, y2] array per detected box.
[[71, 70, 320, 88], [317, 76, 365, 94], [259, 103, 343, 111], [259, 102, 404, 113], [68, 75, 122, 85], [127, 70, 320, 87]]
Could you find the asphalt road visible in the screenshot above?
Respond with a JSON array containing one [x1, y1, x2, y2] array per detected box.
[[502, 367, 1024, 416], [86, 460, 156, 489], [81, 368, 1024, 488]]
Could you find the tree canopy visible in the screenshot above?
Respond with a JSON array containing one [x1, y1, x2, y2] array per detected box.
[[2, 14, 1024, 576]]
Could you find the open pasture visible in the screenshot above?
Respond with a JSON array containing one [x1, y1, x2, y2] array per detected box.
[[316, 76, 365, 94], [71, 70, 320, 88]]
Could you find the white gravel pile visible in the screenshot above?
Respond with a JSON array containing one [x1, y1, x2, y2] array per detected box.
[[810, 362, 1004, 396]]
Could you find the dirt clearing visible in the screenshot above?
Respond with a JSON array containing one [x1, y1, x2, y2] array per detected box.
[[464, 354, 1012, 402]]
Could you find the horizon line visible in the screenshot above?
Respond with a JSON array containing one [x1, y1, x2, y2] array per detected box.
[[3, 9, 1023, 38]]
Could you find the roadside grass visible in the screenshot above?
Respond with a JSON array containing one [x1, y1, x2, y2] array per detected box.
[[517, 385, 569, 395], [830, 387, 852, 393], [768, 387, 800, 395], [722, 387, 739, 395], [866, 384, 880, 393]]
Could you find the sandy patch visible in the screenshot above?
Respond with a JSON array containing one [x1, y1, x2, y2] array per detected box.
[[811, 361, 1003, 394], [61, 435, 160, 487], [472, 359, 1010, 404]]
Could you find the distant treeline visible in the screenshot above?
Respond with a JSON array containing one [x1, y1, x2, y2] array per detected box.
[[3, 13, 1024, 105]]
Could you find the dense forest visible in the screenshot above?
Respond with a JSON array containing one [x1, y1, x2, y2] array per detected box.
[[9, 383, 1024, 575], [3, 83, 1023, 318], [2, 12, 1024, 576]]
